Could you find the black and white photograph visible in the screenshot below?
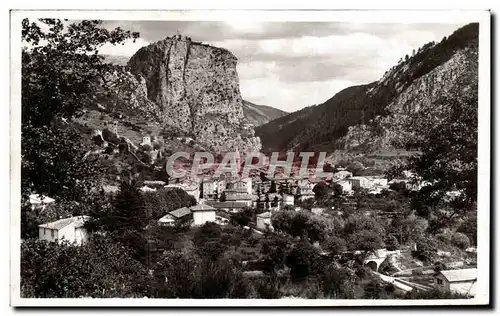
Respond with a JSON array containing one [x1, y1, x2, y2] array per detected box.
[[9, 9, 491, 307]]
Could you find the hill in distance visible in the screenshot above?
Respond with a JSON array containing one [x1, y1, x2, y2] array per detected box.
[[256, 23, 479, 156]]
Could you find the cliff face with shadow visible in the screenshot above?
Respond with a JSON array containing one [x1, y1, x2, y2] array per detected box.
[[127, 35, 261, 153]]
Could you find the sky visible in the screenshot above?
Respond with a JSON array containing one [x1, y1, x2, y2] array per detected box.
[[98, 21, 464, 112]]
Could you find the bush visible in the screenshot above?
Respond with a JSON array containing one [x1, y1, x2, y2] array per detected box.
[[322, 236, 347, 255], [385, 235, 399, 251], [414, 237, 438, 263], [451, 232, 470, 250]]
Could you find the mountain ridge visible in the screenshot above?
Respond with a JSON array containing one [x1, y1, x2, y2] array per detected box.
[[256, 23, 479, 154]]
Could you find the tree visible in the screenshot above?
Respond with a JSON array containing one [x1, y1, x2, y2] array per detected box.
[[21, 236, 149, 298], [313, 182, 332, 200], [346, 161, 365, 176], [396, 79, 478, 225], [193, 222, 227, 260], [322, 236, 347, 255], [451, 232, 471, 250], [260, 235, 292, 275], [414, 237, 438, 263], [457, 214, 477, 246], [142, 187, 196, 220], [286, 240, 320, 280], [348, 230, 385, 252], [319, 264, 357, 299], [332, 183, 343, 197], [230, 208, 253, 228], [88, 180, 148, 263], [21, 19, 139, 202], [385, 235, 399, 251], [323, 163, 335, 173]]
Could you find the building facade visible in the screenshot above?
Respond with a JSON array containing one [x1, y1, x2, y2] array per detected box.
[[38, 216, 90, 245]]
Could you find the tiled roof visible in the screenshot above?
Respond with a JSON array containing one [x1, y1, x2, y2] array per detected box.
[[169, 207, 192, 219], [439, 269, 477, 282], [205, 201, 248, 209], [190, 204, 216, 212], [257, 212, 272, 218], [225, 193, 254, 201], [38, 216, 90, 230]]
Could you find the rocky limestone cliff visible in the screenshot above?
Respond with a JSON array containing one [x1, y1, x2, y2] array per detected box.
[[127, 35, 261, 152]]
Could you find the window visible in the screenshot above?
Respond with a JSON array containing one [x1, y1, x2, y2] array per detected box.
[[437, 278, 443, 285], [51, 230, 55, 238], [44, 228, 46, 235]]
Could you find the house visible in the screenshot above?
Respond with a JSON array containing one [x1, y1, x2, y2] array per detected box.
[[335, 179, 353, 195], [434, 268, 477, 297], [365, 176, 388, 187], [227, 178, 252, 195], [38, 216, 90, 245], [202, 179, 226, 199], [347, 176, 372, 189], [191, 203, 216, 226], [282, 194, 295, 206], [205, 201, 249, 213], [256, 212, 273, 231], [223, 191, 254, 207], [29, 194, 55, 210], [158, 207, 192, 226], [141, 136, 151, 146], [333, 170, 353, 180], [297, 183, 316, 201]]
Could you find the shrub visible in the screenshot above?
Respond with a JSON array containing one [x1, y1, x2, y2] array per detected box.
[[451, 232, 470, 250], [414, 237, 438, 263], [385, 235, 399, 251]]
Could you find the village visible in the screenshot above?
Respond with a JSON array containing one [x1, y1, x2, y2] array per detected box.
[[29, 136, 478, 299]]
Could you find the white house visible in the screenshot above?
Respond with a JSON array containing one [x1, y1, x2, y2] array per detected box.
[[29, 194, 55, 210], [256, 212, 273, 231], [158, 207, 192, 226], [38, 216, 90, 245], [333, 170, 353, 180], [347, 176, 372, 189], [141, 136, 151, 146], [434, 268, 477, 297], [191, 203, 216, 226], [335, 179, 353, 195], [282, 194, 295, 206]]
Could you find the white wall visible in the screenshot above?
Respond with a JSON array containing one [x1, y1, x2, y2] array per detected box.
[[74, 227, 89, 246], [38, 227, 58, 243], [256, 217, 272, 231], [58, 224, 77, 244], [39, 224, 89, 245], [193, 211, 216, 226]]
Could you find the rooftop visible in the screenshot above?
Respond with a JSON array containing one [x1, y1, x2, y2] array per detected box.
[[257, 212, 272, 218], [38, 216, 90, 230], [29, 194, 55, 204], [438, 268, 477, 282], [169, 207, 192, 219], [190, 204, 216, 212], [205, 201, 248, 209]]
